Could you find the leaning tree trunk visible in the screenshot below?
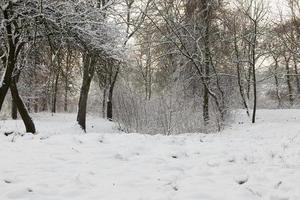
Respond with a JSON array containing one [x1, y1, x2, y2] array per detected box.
[[0, 43, 17, 111], [77, 53, 96, 131], [0, 2, 25, 112], [12, 73, 21, 119], [233, 19, 250, 116], [0, 6, 15, 110], [10, 77, 36, 133], [11, 100, 18, 119], [0, 66, 14, 111]]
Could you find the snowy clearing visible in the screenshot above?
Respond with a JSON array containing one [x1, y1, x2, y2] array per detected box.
[[0, 110, 300, 200]]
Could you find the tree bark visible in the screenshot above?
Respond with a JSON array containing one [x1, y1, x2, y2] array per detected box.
[[106, 66, 119, 120], [10, 77, 36, 133], [251, 22, 258, 124], [0, 4, 15, 110], [11, 100, 18, 119], [202, 0, 211, 126], [102, 87, 107, 118], [77, 53, 96, 131], [52, 72, 60, 113], [64, 81, 68, 112]]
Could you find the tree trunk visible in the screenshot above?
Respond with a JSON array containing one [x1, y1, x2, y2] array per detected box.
[[52, 72, 60, 113], [285, 56, 293, 106], [106, 66, 119, 121], [246, 45, 252, 100], [203, 85, 209, 125], [10, 78, 36, 133], [107, 101, 113, 120], [0, 46, 16, 111], [11, 100, 18, 119], [64, 48, 72, 112], [34, 101, 38, 113], [102, 87, 107, 118], [77, 53, 96, 131], [233, 19, 250, 116], [0, 5, 16, 111], [0, 71, 13, 111], [273, 57, 282, 108], [293, 57, 300, 94], [11, 64, 19, 119], [64, 77, 68, 112], [251, 22, 258, 124], [202, 1, 211, 126]]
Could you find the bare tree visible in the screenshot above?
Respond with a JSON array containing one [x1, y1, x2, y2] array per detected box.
[[237, 0, 267, 123]]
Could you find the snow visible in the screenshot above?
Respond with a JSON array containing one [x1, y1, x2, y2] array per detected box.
[[0, 110, 300, 200]]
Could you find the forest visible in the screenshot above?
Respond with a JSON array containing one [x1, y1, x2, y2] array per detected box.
[[2, 1, 300, 199], [0, 0, 300, 134]]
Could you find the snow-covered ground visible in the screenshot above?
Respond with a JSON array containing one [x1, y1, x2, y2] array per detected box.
[[0, 110, 300, 200]]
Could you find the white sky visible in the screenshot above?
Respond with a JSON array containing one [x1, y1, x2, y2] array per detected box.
[[269, 0, 290, 18]]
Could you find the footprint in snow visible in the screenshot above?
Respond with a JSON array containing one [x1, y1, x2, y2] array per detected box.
[[227, 157, 236, 163], [4, 179, 12, 184], [274, 181, 282, 189], [114, 153, 128, 161], [235, 175, 248, 185]]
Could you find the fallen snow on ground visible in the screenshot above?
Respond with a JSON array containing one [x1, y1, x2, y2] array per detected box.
[[0, 110, 300, 200]]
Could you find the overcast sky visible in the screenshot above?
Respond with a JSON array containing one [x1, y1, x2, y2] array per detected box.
[[268, 0, 291, 18]]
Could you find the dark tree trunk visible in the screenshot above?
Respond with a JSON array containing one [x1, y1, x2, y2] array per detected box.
[[251, 22, 258, 124], [0, 5, 15, 111], [52, 72, 60, 113], [252, 62, 257, 124], [106, 66, 119, 121], [202, 0, 211, 126], [11, 100, 18, 119], [77, 53, 96, 131], [107, 101, 113, 120], [0, 72, 13, 111], [11, 66, 19, 119], [102, 87, 107, 118], [0, 46, 16, 111], [203, 85, 209, 125], [10, 78, 36, 133], [64, 83, 68, 112]]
